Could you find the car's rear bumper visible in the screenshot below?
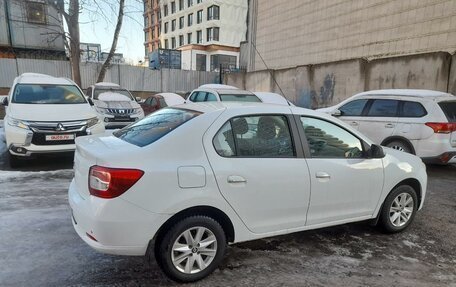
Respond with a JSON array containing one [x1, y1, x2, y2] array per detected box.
[[421, 152, 456, 164], [68, 180, 170, 256]]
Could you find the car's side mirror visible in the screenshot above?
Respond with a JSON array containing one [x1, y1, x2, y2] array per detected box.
[[135, 97, 142, 102], [331, 109, 342, 117], [367, 144, 385, 158], [1, 97, 8, 106], [87, 98, 94, 106]]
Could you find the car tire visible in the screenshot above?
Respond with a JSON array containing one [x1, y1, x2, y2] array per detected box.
[[386, 140, 413, 154], [156, 216, 227, 282], [378, 185, 418, 233], [8, 153, 22, 168]]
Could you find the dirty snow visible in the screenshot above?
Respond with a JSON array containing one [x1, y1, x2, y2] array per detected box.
[[98, 92, 132, 102], [0, 169, 73, 183]]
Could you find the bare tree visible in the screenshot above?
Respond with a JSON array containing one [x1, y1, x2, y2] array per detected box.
[[96, 0, 125, 83]]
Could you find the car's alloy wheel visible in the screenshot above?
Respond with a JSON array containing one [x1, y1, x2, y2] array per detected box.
[[156, 216, 226, 282], [386, 141, 412, 154], [389, 192, 414, 227], [379, 185, 418, 233], [171, 226, 217, 274]]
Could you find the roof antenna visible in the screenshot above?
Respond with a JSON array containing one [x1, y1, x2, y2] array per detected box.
[[250, 41, 286, 98]]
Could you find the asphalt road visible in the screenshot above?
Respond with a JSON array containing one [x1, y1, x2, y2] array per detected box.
[[0, 154, 455, 287]]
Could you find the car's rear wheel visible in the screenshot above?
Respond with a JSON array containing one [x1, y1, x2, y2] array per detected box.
[[156, 216, 226, 282], [386, 140, 413, 154], [379, 185, 418, 233]]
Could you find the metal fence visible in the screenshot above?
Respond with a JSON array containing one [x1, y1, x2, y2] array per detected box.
[[0, 58, 219, 92]]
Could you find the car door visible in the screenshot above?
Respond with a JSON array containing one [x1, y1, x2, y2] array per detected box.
[[337, 98, 369, 130], [358, 99, 400, 144], [296, 113, 384, 226], [204, 111, 311, 234], [394, 100, 428, 141]]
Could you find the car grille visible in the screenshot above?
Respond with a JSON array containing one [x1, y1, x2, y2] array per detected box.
[[107, 108, 135, 115], [27, 120, 88, 146], [31, 131, 87, 146]]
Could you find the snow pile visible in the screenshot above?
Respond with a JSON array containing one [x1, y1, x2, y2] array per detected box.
[[0, 169, 73, 183], [0, 120, 5, 154], [98, 92, 131, 102]]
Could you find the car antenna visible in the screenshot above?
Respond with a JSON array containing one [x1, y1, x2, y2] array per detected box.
[[250, 41, 286, 98]]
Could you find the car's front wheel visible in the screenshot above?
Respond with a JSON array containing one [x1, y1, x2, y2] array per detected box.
[[156, 216, 226, 282], [379, 185, 418, 233]]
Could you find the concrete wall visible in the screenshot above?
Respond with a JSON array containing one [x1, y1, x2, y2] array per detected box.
[[249, 0, 456, 71], [225, 51, 455, 109]]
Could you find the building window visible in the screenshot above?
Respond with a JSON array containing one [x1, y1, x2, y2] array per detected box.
[[179, 35, 184, 46], [187, 0, 193, 7], [207, 5, 219, 20], [171, 37, 176, 49], [26, 1, 47, 24], [145, 31, 150, 42], [179, 16, 184, 29], [196, 54, 206, 71], [197, 10, 203, 24], [210, 54, 237, 71], [179, 0, 184, 10], [196, 30, 202, 43], [187, 33, 192, 44], [207, 27, 219, 41], [151, 14, 155, 25], [188, 13, 193, 26], [151, 30, 155, 39], [164, 4, 168, 16], [171, 19, 176, 31], [164, 22, 169, 33], [144, 15, 149, 27], [164, 39, 169, 49], [171, 1, 176, 13], [197, 0, 202, 3]]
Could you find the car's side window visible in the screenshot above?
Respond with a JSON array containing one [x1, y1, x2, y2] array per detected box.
[[195, 92, 207, 102], [145, 97, 152, 105], [159, 98, 167, 108], [213, 115, 295, 158], [189, 92, 198, 101], [339, 99, 368, 116], [151, 98, 158, 106], [366, 99, 399, 117], [206, 93, 217, 101], [301, 117, 364, 158], [401, 101, 427, 117]]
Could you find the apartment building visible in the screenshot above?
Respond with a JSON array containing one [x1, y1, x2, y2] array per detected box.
[[0, 0, 65, 59], [144, 0, 162, 56], [158, 0, 248, 71]]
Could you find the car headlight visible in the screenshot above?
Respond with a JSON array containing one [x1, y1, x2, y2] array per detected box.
[[87, 117, 100, 127], [7, 117, 29, 129], [95, 107, 109, 115]]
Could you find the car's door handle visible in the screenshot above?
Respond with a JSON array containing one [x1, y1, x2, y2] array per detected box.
[[350, 121, 359, 126], [385, 123, 395, 128], [227, 175, 247, 183], [316, 172, 331, 179]]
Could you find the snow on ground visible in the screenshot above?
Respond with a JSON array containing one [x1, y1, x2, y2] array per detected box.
[[98, 92, 131, 101], [0, 169, 73, 183]]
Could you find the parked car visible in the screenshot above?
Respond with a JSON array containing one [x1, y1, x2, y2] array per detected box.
[[69, 102, 427, 282], [140, 93, 185, 116], [2, 73, 105, 167], [253, 91, 295, 106], [86, 82, 144, 129], [318, 89, 456, 164], [187, 85, 261, 103]]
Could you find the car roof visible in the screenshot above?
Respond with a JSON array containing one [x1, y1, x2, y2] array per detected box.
[[198, 84, 238, 90], [253, 92, 291, 105], [94, 82, 121, 88], [15, 73, 75, 86], [355, 89, 451, 98]]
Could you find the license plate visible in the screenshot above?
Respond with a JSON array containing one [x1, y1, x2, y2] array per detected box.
[[45, 134, 75, 141]]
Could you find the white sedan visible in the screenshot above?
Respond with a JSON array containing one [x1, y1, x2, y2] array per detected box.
[[69, 102, 427, 282]]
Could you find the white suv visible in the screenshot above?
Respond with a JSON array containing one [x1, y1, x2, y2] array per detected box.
[[318, 89, 456, 164], [2, 73, 105, 167], [86, 82, 144, 129]]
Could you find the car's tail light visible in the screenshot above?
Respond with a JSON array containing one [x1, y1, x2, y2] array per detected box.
[[89, 165, 144, 199], [425, 122, 456, 134]]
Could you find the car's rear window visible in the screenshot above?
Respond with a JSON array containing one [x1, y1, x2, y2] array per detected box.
[[220, 94, 261, 102], [114, 108, 201, 147], [439, 101, 456, 122]]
